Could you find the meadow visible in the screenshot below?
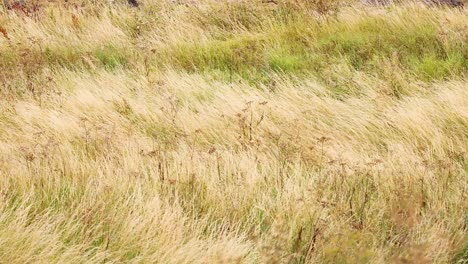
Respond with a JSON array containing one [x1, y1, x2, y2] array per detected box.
[[0, 0, 467, 263]]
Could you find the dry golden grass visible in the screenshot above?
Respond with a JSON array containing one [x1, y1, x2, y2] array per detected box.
[[0, 0, 467, 263]]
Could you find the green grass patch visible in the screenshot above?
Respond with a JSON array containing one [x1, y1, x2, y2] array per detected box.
[[159, 9, 466, 86], [43, 46, 84, 68], [93, 45, 129, 70], [163, 35, 267, 72], [409, 51, 466, 80], [452, 241, 468, 264], [268, 50, 308, 72]]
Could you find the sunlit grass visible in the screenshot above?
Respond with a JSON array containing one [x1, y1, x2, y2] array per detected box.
[[0, 0, 466, 263]]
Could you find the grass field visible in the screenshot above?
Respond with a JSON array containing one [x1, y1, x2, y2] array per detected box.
[[0, 0, 467, 263]]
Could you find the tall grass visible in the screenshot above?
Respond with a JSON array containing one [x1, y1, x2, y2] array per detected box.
[[0, 0, 467, 263]]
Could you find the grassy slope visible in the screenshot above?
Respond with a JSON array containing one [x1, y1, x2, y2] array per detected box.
[[0, 0, 467, 263]]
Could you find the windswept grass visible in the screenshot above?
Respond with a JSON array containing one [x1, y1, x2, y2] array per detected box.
[[0, 0, 467, 263]]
